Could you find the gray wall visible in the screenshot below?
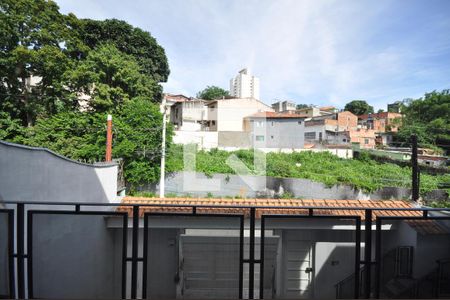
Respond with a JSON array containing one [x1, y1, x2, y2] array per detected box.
[[147, 171, 436, 201], [218, 131, 252, 148], [0, 212, 9, 297], [0, 140, 118, 204], [251, 118, 305, 149], [31, 214, 123, 299]]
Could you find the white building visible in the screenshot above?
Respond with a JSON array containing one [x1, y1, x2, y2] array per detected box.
[[229, 68, 260, 100]]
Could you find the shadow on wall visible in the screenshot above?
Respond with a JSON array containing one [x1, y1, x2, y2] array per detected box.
[[0, 140, 118, 204]]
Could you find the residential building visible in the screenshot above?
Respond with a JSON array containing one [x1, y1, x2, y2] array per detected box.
[[271, 100, 296, 113], [243, 112, 306, 148], [297, 106, 338, 117], [358, 112, 402, 133], [170, 99, 209, 131], [229, 68, 260, 100], [206, 97, 273, 132], [304, 111, 357, 144]]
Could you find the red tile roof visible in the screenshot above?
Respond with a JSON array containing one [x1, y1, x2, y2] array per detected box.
[[246, 112, 308, 119], [118, 197, 420, 220]]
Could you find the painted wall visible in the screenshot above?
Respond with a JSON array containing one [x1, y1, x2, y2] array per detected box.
[[173, 131, 219, 150], [31, 214, 122, 299], [0, 141, 118, 203], [147, 171, 414, 200], [249, 118, 305, 149], [0, 212, 9, 297]]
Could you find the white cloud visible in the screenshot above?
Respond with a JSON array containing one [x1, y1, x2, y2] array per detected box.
[[56, 0, 450, 110]]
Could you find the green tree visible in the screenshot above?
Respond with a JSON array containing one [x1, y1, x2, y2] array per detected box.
[[344, 100, 374, 115], [64, 44, 160, 112], [396, 90, 450, 153], [21, 98, 173, 187], [0, 0, 79, 126], [78, 18, 169, 83], [196, 86, 229, 100]]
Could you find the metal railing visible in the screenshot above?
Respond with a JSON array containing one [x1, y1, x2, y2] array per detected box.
[[1, 201, 449, 299]]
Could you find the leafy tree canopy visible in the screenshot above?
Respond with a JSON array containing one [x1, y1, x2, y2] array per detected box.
[[296, 104, 310, 109], [78, 18, 169, 83], [65, 44, 160, 112], [344, 100, 374, 115], [0, 0, 172, 187], [196, 85, 229, 100], [395, 90, 450, 154]]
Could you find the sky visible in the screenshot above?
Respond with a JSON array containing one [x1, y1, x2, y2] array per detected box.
[[55, 0, 450, 110]]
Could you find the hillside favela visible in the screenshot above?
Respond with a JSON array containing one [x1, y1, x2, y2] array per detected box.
[[0, 0, 449, 300]]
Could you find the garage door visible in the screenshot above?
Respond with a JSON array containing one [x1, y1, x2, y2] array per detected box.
[[180, 236, 240, 299], [280, 230, 313, 299]]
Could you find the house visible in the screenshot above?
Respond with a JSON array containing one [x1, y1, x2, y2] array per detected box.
[[358, 112, 402, 133], [206, 98, 274, 132], [243, 112, 307, 149], [170, 99, 209, 131], [111, 197, 450, 300], [271, 100, 296, 113], [297, 106, 338, 117]]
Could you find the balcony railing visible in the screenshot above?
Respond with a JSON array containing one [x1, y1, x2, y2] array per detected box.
[[0, 201, 449, 299]]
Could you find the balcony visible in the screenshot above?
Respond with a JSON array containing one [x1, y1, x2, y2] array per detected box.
[[1, 200, 449, 299]]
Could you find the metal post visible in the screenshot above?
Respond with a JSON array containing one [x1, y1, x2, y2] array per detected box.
[[7, 210, 15, 299], [364, 209, 372, 298], [374, 218, 382, 299], [159, 99, 167, 198], [17, 203, 25, 299], [411, 134, 419, 202], [259, 216, 265, 299], [239, 216, 244, 299], [131, 206, 139, 298], [249, 208, 256, 299], [105, 114, 113, 162], [354, 217, 361, 299]]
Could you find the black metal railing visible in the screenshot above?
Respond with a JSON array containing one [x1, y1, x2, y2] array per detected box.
[[1, 201, 450, 299]]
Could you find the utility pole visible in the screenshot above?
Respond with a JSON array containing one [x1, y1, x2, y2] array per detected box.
[[411, 134, 419, 202], [159, 99, 167, 198], [105, 114, 113, 162]]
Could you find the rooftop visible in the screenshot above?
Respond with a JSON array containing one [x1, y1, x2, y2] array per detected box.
[[246, 111, 308, 119], [119, 197, 420, 219]]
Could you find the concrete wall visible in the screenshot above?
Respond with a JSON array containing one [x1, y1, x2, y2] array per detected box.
[[0, 140, 118, 203], [249, 118, 305, 149], [218, 131, 252, 148], [173, 131, 219, 150], [147, 171, 414, 200], [31, 214, 122, 299]]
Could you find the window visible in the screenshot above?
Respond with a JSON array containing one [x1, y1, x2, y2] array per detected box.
[[271, 121, 274, 126], [212, 121, 216, 125], [271, 135, 274, 139], [255, 135, 265, 141], [304, 132, 316, 140], [365, 138, 369, 144], [256, 121, 264, 127], [298, 121, 302, 125]]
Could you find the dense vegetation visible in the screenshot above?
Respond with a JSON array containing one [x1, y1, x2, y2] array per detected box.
[[0, 0, 171, 186], [395, 90, 450, 154], [167, 146, 450, 195], [196, 85, 230, 100]]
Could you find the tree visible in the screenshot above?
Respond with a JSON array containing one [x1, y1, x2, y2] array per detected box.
[[196, 86, 229, 100], [395, 90, 450, 153], [377, 109, 385, 113], [64, 44, 160, 112], [77, 18, 170, 83], [21, 98, 173, 187], [0, 0, 80, 126], [344, 100, 374, 115]]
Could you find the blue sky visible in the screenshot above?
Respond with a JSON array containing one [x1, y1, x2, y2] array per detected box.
[[55, 0, 450, 110]]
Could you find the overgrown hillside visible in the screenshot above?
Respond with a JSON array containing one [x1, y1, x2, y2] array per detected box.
[[167, 146, 450, 195]]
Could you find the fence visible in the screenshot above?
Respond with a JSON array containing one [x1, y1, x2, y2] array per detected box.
[[1, 201, 450, 299]]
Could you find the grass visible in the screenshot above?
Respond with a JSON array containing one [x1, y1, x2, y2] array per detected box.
[[166, 145, 450, 195]]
